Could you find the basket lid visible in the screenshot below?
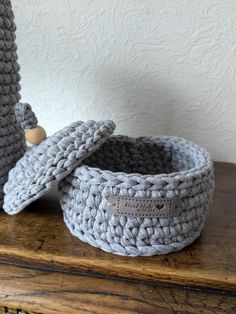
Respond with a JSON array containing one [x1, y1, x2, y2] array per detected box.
[[3, 120, 116, 215]]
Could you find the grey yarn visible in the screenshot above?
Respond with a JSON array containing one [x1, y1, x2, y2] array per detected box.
[[3, 120, 116, 214], [15, 102, 38, 129], [59, 135, 214, 256], [0, 0, 26, 206]]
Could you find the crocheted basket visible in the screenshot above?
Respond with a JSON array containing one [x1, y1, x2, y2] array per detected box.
[[59, 135, 214, 256], [0, 0, 26, 206]]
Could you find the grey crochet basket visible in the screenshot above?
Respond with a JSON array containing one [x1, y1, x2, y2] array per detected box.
[[0, 0, 26, 206], [59, 135, 214, 256]]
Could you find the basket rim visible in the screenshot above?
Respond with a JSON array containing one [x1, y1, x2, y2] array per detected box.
[[71, 135, 213, 186]]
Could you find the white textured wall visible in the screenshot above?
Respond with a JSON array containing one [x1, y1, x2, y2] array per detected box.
[[13, 0, 236, 162]]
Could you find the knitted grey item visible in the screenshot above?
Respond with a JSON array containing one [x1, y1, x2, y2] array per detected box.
[[15, 102, 38, 129], [0, 0, 26, 206], [59, 135, 214, 256], [3, 120, 116, 214]]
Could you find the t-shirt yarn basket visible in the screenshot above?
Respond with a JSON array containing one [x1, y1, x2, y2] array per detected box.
[[3, 119, 214, 256], [58, 135, 214, 256]]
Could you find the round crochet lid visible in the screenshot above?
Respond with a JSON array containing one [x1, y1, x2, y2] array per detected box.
[[3, 120, 116, 215]]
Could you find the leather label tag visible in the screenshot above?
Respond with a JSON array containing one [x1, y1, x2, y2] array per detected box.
[[107, 195, 183, 218]]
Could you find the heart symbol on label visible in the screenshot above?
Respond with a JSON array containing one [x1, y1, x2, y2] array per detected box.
[[156, 204, 164, 210]]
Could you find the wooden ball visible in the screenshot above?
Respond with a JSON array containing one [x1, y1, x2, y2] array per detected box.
[[25, 126, 47, 145]]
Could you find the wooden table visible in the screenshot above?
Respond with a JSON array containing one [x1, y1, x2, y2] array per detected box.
[[0, 162, 235, 314]]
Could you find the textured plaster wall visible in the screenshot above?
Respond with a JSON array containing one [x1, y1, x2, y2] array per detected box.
[[13, 0, 236, 162]]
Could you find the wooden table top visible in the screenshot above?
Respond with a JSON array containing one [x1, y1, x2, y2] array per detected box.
[[0, 161, 235, 313]]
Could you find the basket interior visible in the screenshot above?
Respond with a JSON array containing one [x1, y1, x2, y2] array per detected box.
[[84, 136, 203, 175]]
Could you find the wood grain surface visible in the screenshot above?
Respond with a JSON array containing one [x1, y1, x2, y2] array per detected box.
[[0, 162, 235, 293], [0, 264, 235, 314]]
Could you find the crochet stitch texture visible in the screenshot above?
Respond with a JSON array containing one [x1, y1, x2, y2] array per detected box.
[[59, 135, 214, 256], [15, 102, 38, 129], [3, 120, 116, 214], [0, 0, 25, 206]]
